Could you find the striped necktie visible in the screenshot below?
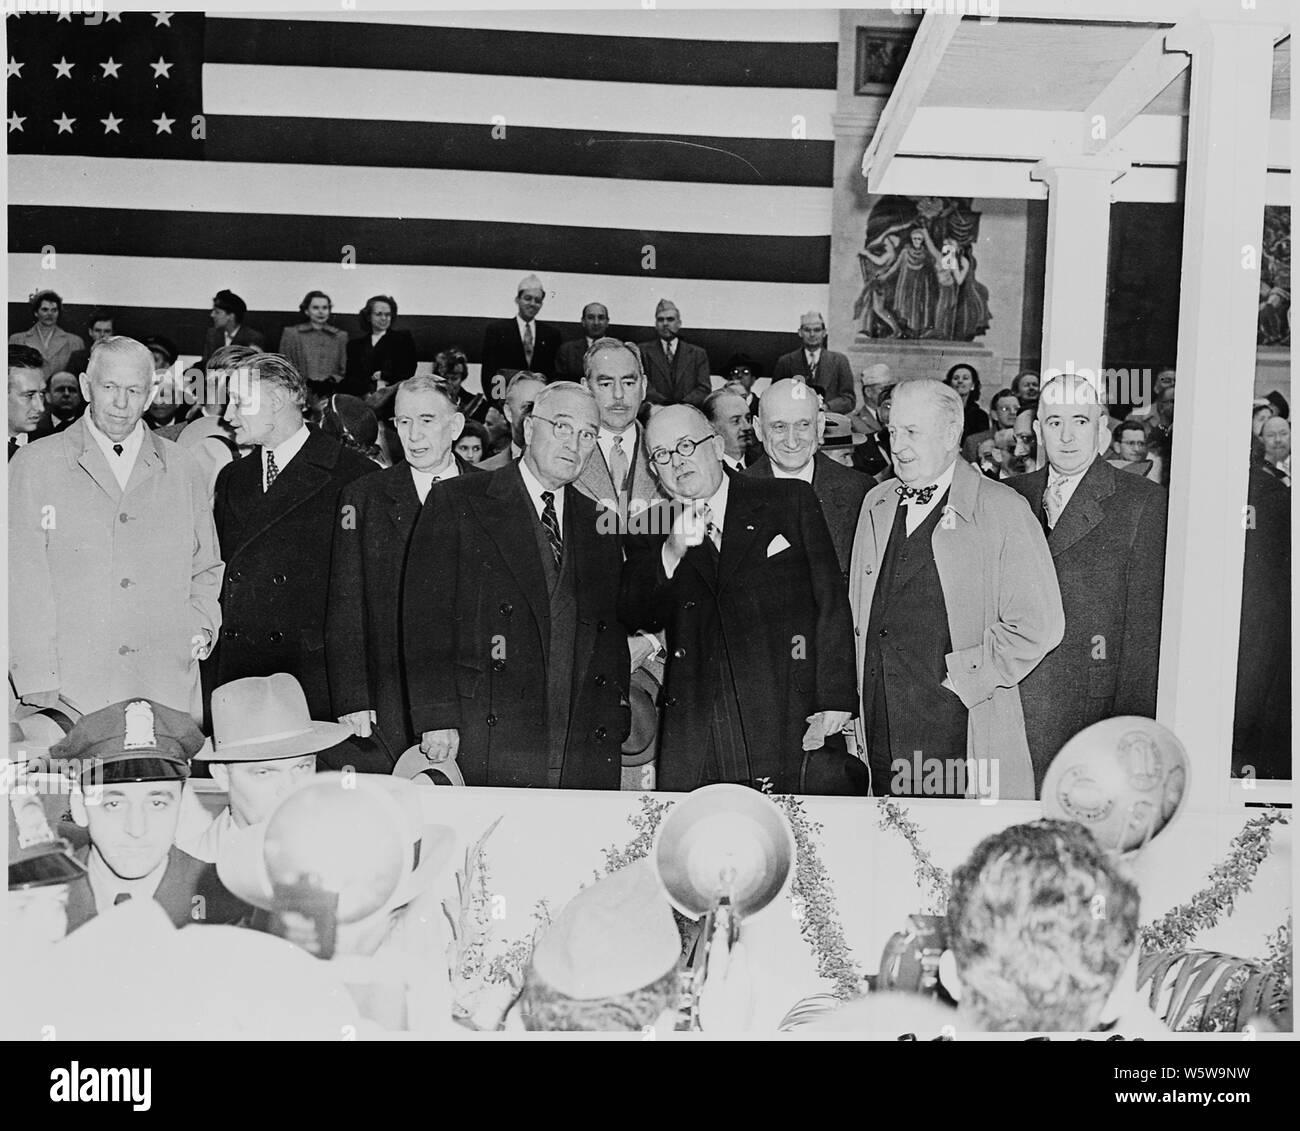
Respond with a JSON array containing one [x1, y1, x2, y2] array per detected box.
[[523, 321, 535, 366], [540, 490, 563, 567]]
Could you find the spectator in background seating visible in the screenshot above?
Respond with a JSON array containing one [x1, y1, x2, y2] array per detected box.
[[638, 299, 711, 408], [433, 347, 489, 424], [852, 380, 894, 483], [554, 302, 611, 381], [155, 342, 250, 501], [279, 291, 349, 408], [1011, 370, 1040, 417], [1260, 416, 1291, 486], [62, 309, 116, 379], [1009, 407, 1038, 474], [849, 362, 894, 437], [345, 295, 417, 399], [454, 419, 490, 464], [1131, 368, 1176, 420], [479, 371, 546, 471], [8, 344, 47, 460], [771, 311, 855, 414], [199, 290, 264, 374], [962, 388, 1019, 462], [479, 274, 562, 409], [944, 363, 989, 442], [1146, 382, 1175, 486], [1107, 417, 1160, 483], [1251, 398, 1275, 464], [143, 336, 185, 429], [722, 353, 763, 416], [10, 290, 84, 378]]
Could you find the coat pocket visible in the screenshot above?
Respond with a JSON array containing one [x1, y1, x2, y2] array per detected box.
[[455, 663, 484, 699], [1087, 663, 1118, 699]]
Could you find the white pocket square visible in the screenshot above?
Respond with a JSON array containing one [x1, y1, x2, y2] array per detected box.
[[766, 534, 792, 557]]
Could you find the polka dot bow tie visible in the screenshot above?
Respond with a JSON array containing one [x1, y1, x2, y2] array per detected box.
[[896, 483, 938, 505]]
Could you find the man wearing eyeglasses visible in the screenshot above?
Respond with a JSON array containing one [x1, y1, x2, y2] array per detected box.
[[403, 382, 630, 789], [619, 405, 857, 794]]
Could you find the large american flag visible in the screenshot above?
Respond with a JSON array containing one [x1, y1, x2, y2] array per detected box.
[[7, 8, 839, 380]]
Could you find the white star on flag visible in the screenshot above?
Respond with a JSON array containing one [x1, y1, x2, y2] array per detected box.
[[105, 12, 122, 21], [56, 10, 72, 21], [153, 11, 174, 27], [100, 58, 123, 79], [153, 112, 175, 135], [54, 113, 76, 134], [101, 113, 123, 135], [150, 56, 173, 80], [7, 112, 25, 133], [52, 58, 74, 79], [6, 57, 22, 79]]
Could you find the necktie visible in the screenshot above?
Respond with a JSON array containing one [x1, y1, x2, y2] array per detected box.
[[265, 449, 279, 491], [1044, 476, 1067, 529], [112, 443, 123, 457], [540, 490, 563, 567], [895, 483, 937, 506], [701, 504, 722, 553], [664, 340, 674, 364], [523, 321, 534, 366], [113, 892, 132, 906], [609, 434, 629, 495]]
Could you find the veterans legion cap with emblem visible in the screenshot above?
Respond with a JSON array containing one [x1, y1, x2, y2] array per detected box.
[[49, 699, 205, 786]]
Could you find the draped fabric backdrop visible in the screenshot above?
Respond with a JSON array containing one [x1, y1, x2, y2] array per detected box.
[[7, 9, 840, 381]]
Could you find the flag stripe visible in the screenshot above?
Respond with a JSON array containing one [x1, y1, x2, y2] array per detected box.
[[205, 17, 838, 90], [202, 64, 838, 142], [202, 116, 833, 187], [205, 10, 842, 45], [6, 255, 828, 335], [11, 206, 830, 285], [8, 156, 833, 238]]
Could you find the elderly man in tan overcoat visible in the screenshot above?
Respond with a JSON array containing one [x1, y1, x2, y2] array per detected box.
[[9, 336, 223, 721], [848, 379, 1063, 800]]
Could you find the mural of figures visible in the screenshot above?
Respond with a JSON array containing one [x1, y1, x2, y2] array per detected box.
[[854, 195, 992, 341], [1258, 206, 1290, 347]]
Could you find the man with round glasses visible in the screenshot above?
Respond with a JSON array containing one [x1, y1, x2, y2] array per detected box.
[[403, 382, 630, 789], [619, 404, 857, 793]]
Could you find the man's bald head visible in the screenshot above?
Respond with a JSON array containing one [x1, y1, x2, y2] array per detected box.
[[758, 378, 822, 474], [646, 404, 723, 501]]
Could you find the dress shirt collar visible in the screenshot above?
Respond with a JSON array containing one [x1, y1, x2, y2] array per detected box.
[[87, 843, 168, 912], [410, 458, 458, 504], [519, 457, 565, 527], [265, 422, 311, 473], [598, 423, 637, 464], [1046, 459, 1092, 516], [901, 456, 957, 536], [772, 456, 815, 484], [805, 348, 822, 369], [721, 452, 745, 474], [11, 432, 28, 448], [517, 315, 536, 341], [84, 412, 146, 488]]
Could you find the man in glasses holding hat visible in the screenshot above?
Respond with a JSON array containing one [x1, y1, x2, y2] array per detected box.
[[52, 698, 249, 933], [181, 674, 350, 863]]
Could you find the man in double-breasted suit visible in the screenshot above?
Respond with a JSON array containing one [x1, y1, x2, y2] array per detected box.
[[403, 382, 630, 789], [327, 377, 481, 759], [8, 338, 222, 722], [1007, 373, 1168, 794], [745, 378, 871, 582], [553, 302, 611, 381], [479, 274, 561, 409], [770, 312, 855, 414], [619, 405, 857, 793], [638, 299, 711, 408], [211, 353, 377, 721]]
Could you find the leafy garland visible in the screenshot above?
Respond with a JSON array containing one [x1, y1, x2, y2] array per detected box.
[[772, 794, 863, 1000], [875, 796, 951, 915], [1139, 808, 1289, 955]]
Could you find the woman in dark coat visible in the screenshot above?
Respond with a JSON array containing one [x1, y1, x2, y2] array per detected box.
[[945, 362, 990, 441], [344, 294, 417, 397]]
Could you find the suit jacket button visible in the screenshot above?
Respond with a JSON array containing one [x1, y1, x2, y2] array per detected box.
[[269, 631, 284, 644], [664, 696, 677, 707], [878, 628, 888, 638], [500, 603, 513, 617], [272, 573, 287, 585], [673, 647, 686, 659], [223, 628, 238, 640], [118, 644, 132, 655], [595, 726, 607, 740], [595, 674, 607, 686], [486, 714, 498, 727], [492, 659, 506, 672], [684, 600, 697, 610], [118, 513, 129, 524], [865, 565, 873, 575], [855, 628, 861, 637], [119, 578, 132, 588], [596, 620, 606, 632], [229, 571, 242, 583]]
